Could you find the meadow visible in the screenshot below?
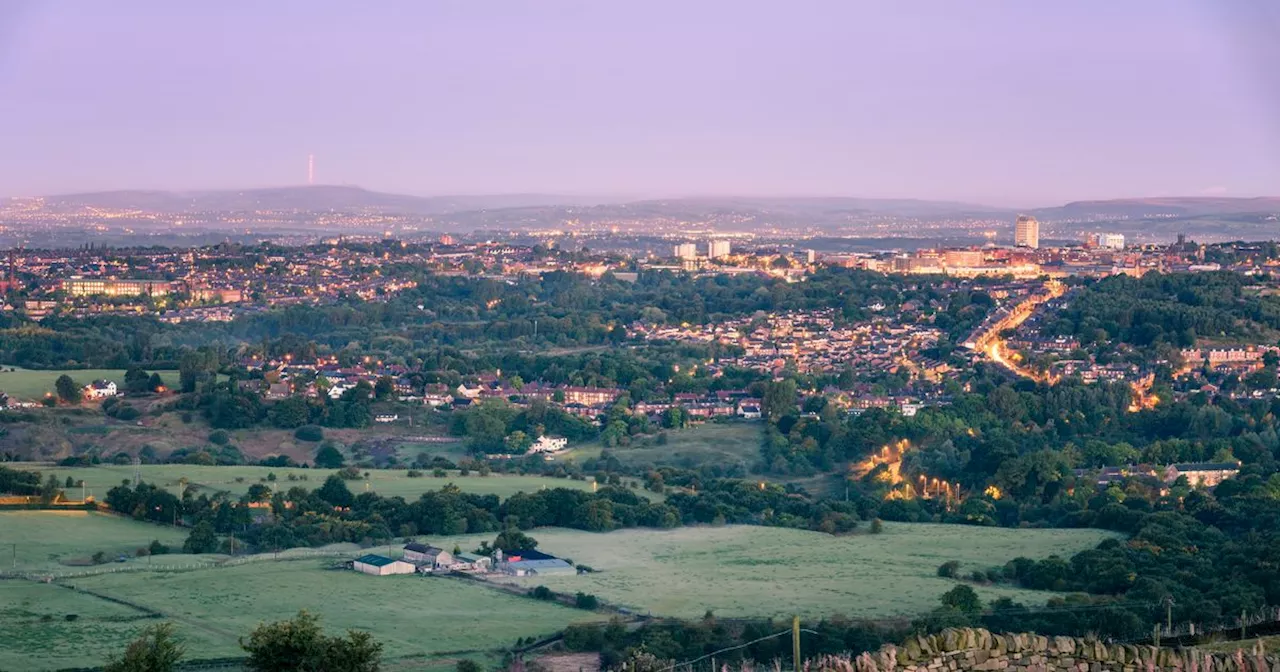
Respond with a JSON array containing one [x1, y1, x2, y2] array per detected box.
[[4, 560, 606, 671], [566, 420, 762, 471], [435, 524, 1120, 619], [14, 462, 612, 502], [0, 367, 178, 400], [0, 510, 189, 571]]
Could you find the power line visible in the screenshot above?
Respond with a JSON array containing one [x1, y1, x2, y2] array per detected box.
[[657, 628, 820, 672]]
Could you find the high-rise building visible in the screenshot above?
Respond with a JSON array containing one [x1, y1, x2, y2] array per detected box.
[[806, 249, 817, 264], [673, 243, 698, 260], [1014, 215, 1040, 249], [708, 240, 731, 259]]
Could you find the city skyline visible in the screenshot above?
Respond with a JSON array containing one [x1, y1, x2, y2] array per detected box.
[[2, 1, 1279, 205]]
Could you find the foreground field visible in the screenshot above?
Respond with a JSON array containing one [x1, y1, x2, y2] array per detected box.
[[2, 561, 604, 671], [0, 367, 178, 400], [0, 511, 189, 571], [15, 463, 611, 502], [442, 524, 1119, 619]]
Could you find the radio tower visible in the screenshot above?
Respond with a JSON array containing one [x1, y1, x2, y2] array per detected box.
[[307, 154, 315, 185]]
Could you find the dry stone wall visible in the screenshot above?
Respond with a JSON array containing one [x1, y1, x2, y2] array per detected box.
[[847, 628, 1278, 672]]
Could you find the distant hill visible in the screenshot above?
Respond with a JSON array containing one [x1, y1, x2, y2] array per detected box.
[[39, 186, 612, 215], [1034, 197, 1280, 220]]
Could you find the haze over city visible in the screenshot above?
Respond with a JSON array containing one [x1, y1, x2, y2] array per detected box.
[[3, 0, 1280, 206]]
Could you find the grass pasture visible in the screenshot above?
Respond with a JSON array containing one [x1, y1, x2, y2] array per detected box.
[[0, 367, 178, 400], [567, 420, 763, 470], [442, 524, 1118, 619], [14, 463, 610, 502], [11, 561, 604, 670], [0, 511, 189, 571]]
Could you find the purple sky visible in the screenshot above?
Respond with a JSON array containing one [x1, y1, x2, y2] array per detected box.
[[2, 0, 1278, 206]]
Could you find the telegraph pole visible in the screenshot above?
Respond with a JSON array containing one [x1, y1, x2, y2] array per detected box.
[[792, 616, 801, 672]]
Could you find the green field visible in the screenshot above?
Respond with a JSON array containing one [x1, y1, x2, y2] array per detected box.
[[1, 561, 605, 671], [0, 511, 189, 571], [567, 421, 763, 470], [14, 463, 612, 502], [0, 367, 178, 400], [436, 524, 1119, 619]]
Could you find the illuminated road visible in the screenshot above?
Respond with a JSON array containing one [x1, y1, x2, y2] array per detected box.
[[974, 281, 1064, 384]]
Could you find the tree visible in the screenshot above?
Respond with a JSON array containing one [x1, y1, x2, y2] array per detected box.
[[148, 372, 166, 392], [103, 623, 184, 672], [183, 520, 219, 554], [492, 529, 538, 553], [503, 430, 531, 453], [761, 379, 797, 422], [295, 425, 325, 442], [315, 443, 345, 469], [269, 397, 310, 429], [317, 474, 355, 508], [123, 367, 151, 395], [241, 610, 382, 672], [939, 584, 983, 614], [374, 376, 395, 400], [55, 374, 81, 403]]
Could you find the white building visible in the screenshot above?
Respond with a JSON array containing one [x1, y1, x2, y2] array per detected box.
[[1088, 233, 1125, 250], [528, 436, 568, 454], [1014, 215, 1040, 249], [84, 380, 118, 399], [708, 240, 731, 259], [353, 554, 416, 576], [673, 243, 698, 260]]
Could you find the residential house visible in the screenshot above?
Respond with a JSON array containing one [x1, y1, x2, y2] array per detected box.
[[84, 380, 118, 399], [353, 554, 415, 576], [528, 436, 568, 455], [265, 382, 292, 400], [1165, 462, 1241, 488]]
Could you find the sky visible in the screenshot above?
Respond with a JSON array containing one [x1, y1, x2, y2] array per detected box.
[[1, 1, 1278, 206]]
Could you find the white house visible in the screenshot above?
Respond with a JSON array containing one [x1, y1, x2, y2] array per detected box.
[[84, 380, 118, 399], [528, 436, 568, 455], [353, 554, 415, 576]]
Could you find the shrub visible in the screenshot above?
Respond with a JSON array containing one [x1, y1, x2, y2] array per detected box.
[[574, 592, 599, 610], [64, 614, 79, 622], [294, 425, 325, 442], [529, 585, 554, 601], [870, 518, 884, 534], [432, 468, 447, 477], [208, 430, 230, 445], [937, 560, 961, 578], [407, 469, 423, 478], [149, 539, 171, 555], [92, 551, 107, 565], [457, 661, 482, 672]]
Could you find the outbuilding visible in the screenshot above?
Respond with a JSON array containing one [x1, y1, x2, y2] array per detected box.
[[353, 554, 416, 576]]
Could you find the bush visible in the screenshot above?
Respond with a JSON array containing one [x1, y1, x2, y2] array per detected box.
[[294, 425, 325, 442], [208, 430, 230, 445], [574, 592, 599, 610], [92, 551, 107, 565], [149, 539, 171, 555], [457, 661, 482, 672], [406, 469, 423, 478], [529, 585, 554, 601], [64, 614, 79, 622], [870, 518, 884, 534], [432, 468, 447, 478], [937, 560, 961, 578]]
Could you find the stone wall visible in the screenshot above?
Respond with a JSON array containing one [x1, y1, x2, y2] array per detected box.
[[849, 628, 1278, 672]]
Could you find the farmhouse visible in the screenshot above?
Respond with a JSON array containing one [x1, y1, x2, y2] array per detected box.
[[84, 380, 118, 399], [353, 554, 415, 576], [403, 542, 453, 569]]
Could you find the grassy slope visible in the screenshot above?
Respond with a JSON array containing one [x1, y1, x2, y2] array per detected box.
[[0, 368, 179, 400], [435, 524, 1119, 619], [565, 421, 763, 470], [0, 511, 189, 571], [20, 561, 604, 670], [14, 463, 610, 501]]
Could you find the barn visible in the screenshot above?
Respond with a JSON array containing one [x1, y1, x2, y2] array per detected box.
[[353, 554, 416, 576]]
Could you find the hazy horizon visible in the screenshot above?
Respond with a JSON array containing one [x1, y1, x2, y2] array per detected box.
[[3, 1, 1279, 206]]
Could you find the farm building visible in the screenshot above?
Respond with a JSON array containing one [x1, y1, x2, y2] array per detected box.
[[498, 549, 575, 577], [455, 552, 493, 572], [403, 543, 454, 569], [353, 554, 415, 576]]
